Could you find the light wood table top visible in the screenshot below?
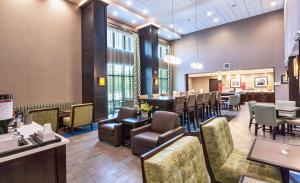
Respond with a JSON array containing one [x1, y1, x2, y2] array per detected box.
[[239, 176, 269, 183], [248, 139, 300, 172]]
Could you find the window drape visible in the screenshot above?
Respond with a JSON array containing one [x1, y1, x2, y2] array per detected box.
[[158, 43, 173, 95], [107, 25, 140, 114]]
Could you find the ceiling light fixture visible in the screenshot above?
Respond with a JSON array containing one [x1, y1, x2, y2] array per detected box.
[[143, 9, 148, 14], [126, 1, 132, 6], [113, 11, 118, 16], [158, 31, 161, 34], [191, 0, 203, 70], [270, 1, 277, 6], [164, 0, 182, 65], [206, 11, 212, 16], [178, 29, 183, 33], [131, 20, 136, 24], [213, 18, 219, 23], [170, 24, 174, 28]]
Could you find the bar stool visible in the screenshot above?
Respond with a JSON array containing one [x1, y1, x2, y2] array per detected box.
[[173, 96, 186, 127], [209, 92, 217, 116], [203, 93, 210, 119], [216, 91, 222, 116], [185, 95, 197, 132], [196, 93, 204, 123]]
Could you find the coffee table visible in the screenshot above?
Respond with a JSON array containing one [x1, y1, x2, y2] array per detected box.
[[121, 117, 151, 145], [247, 139, 300, 183]]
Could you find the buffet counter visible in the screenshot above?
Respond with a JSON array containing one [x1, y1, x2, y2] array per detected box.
[[0, 122, 69, 183], [221, 91, 275, 103]]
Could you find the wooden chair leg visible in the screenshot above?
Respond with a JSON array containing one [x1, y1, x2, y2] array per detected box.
[[262, 125, 265, 133], [273, 127, 277, 140], [249, 118, 253, 129], [270, 126, 273, 133], [255, 124, 258, 136], [71, 127, 74, 135]]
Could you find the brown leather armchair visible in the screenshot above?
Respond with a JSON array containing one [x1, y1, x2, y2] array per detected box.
[[98, 107, 137, 146], [131, 111, 185, 156]]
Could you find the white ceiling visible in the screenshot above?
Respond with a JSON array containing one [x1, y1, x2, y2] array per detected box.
[[68, 0, 284, 40]]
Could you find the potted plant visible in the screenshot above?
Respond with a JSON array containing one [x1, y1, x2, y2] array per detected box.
[[140, 102, 153, 118]]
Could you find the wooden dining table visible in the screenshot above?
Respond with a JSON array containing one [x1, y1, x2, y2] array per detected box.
[[247, 139, 300, 183]]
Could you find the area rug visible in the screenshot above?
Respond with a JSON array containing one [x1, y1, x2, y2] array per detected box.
[[63, 123, 98, 138]]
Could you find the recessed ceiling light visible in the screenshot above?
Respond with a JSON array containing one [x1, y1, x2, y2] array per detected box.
[[143, 9, 148, 14], [178, 29, 183, 33], [170, 24, 174, 28], [113, 11, 118, 16], [131, 20, 136, 24], [270, 1, 277, 6], [126, 1, 132, 6], [158, 31, 160, 34], [213, 18, 219, 23], [206, 11, 212, 16], [168, 35, 171, 39]]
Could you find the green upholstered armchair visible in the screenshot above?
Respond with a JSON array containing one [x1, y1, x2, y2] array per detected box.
[[141, 135, 210, 183], [200, 117, 282, 183], [248, 101, 256, 129], [29, 108, 59, 131], [63, 103, 93, 135]]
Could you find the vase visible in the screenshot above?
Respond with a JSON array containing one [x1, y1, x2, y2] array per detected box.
[[141, 111, 148, 118]]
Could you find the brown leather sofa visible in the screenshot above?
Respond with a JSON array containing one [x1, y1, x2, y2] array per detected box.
[[131, 111, 185, 156], [98, 107, 137, 146]]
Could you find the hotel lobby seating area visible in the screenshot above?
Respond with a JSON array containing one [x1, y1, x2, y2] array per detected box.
[[1, 0, 300, 183]]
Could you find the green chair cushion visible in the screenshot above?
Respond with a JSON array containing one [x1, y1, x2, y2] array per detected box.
[[63, 117, 71, 127], [144, 136, 210, 183], [215, 149, 281, 183]]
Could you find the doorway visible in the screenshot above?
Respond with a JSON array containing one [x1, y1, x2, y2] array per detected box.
[[209, 79, 218, 92]]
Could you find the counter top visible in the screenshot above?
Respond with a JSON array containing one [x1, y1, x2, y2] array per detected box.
[[0, 122, 69, 163]]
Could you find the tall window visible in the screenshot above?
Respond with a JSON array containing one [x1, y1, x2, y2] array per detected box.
[[158, 43, 170, 94], [107, 26, 135, 114]]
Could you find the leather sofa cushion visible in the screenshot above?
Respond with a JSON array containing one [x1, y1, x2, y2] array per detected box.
[[100, 123, 119, 135], [133, 131, 160, 148], [150, 111, 179, 133], [117, 107, 137, 123]]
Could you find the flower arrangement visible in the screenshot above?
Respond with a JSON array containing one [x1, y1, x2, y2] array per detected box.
[[140, 102, 153, 112]]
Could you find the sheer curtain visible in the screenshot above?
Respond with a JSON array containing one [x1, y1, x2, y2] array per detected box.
[[158, 43, 173, 95], [107, 25, 140, 114]]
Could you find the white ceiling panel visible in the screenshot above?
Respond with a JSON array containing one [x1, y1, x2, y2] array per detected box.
[[68, 0, 284, 40]]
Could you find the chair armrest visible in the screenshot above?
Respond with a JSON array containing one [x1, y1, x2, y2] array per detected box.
[[131, 124, 152, 137], [157, 127, 185, 145], [98, 118, 117, 125]]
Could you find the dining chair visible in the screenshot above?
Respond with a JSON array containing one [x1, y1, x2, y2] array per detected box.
[[248, 101, 256, 129], [275, 100, 296, 119], [255, 104, 284, 140], [63, 103, 93, 135], [124, 99, 135, 108], [209, 92, 217, 116], [196, 93, 204, 122], [203, 93, 210, 119], [151, 94, 160, 98], [173, 96, 186, 126], [224, 95, 239, 111], [138, 95, 148, 100], [29, 108, 59, 132], [185, 95, 197, 132], [216, 91, 222, 116], [200, 117, 282, 183], [141, 136, 210, 183]]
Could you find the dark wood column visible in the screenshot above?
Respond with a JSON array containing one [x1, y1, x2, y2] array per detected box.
[[138, 25, 159, 95], [81, 0, 108, 120], [288, 55, 300, 115]]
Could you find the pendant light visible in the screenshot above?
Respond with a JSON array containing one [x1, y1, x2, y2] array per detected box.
[[163, 0, 182, 65], [190, 0, 203, 70]]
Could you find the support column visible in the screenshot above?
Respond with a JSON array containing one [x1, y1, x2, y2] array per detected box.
[[81, 0, 108, 120], [288, 55, 300, 116], [138, 25, 159, 95]]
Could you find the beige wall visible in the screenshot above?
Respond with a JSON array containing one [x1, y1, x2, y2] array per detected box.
[[0, 0, 82, 106], [190, 72, 274, 93], [174, 10, 288, 100]]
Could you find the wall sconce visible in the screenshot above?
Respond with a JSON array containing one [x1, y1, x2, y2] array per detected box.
[[98, 77, 105, 87], [293, 57, 298, 79], [153, 78, 158, 86]]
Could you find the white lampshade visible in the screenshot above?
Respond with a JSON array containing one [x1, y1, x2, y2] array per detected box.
[[190, 62, 203, 70], [164, 55, 182, 65]]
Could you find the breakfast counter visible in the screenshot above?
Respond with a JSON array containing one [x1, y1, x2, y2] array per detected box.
[[0, 122, 69, 183]]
